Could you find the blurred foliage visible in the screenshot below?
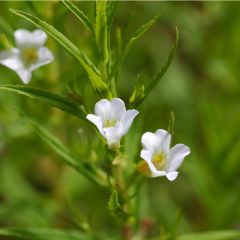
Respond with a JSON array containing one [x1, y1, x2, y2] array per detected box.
[[0, 1, 240, 239]]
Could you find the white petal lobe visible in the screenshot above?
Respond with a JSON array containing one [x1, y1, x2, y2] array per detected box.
[[33, 47, 54, 70], [86, 114, 105, 137], [166, 171, 179, 181], [16, 69, 32, 84], [119, 109, 139, 136], [0, 48, 22, 71], [168, 144, 190, 171]]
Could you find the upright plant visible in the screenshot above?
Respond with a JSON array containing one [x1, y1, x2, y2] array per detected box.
[[6, 1, 239, 240]]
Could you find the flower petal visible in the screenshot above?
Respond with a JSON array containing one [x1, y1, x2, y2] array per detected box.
[[140, 149, 163, 177], [119, 109, 139, 136], [14, 29, 47, 48], [155, 129, 171, 153], [0, 48, 23, 71], [167, 144, 190, 171], [110, 98, 126, 120], [16, 69, 32, 84], [166, 171, 178, 181], [141, 132, 160, 152], [103, 125, 121, 148], [32, 47, 54, 70], [140, 149, 152, 162], [32, 29, 47, 46], [94, 99, 112, 121], [86, 114, 105, 137]]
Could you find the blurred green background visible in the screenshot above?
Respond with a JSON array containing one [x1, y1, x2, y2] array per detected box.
[[0, 1, 240, 238]]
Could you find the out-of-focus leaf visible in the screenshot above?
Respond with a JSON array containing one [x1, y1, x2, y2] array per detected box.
[[10, 9, 107, 91], [23, 117, 108, 188], [108, 14, 159, 81], [108, 190, 129, 222], [95, 1, 108, 81], [0, 227, 95, 240], [133, 27, 179, 108], [178, 230, 240, 240], [61, 0, 94, 33], [0, 85, 86, 119], [0, 34, 12, 48]]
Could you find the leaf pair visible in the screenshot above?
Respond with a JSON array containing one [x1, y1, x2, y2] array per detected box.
[[130, 27, 179, 108]]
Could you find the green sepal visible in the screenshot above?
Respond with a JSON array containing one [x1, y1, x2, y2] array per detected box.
[[108, 190, 129, 222]]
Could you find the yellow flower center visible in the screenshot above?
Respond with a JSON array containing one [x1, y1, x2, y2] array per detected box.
[[21, 47, 38, 66], [104, 119, 117, 128], [152, 151, 166, 170]]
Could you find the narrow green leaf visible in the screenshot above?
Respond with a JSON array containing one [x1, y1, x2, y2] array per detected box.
[[179, 230, 240, 240], [108, 190, 129, 222], [133, 27, 179, 108], [106, 1, 119, 30], [0, 227, 92, 240], [10, 9, 107, 91], [108, 14, 159, 82], [22, 116, 108, 187], [95, 1, 108, 82], [0, 85, 86, 119], [61, 0, 94, 33]]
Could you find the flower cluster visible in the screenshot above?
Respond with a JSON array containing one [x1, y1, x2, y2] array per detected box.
[[0, 29, 53, 84], [87, 98, 190, 181], [0, 29, 190, 182]]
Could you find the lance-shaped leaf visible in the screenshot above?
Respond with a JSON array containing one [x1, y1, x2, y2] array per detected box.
[[0, 227, 95, 240], [21, 116, 108, 188], [95, 1, 108, 81], [106, 1, 119, 30], [179, 230, 240, 240], [132, 27, 179, 108], [0, 85, 86, 119], [108, 14, 159, 82], [10, 9, 107, 91], [61, 0, 94, 34]]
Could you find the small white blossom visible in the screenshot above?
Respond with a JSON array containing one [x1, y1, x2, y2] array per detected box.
[[86, 98, 139, 149], [140, 129, 190, 181], [0, 29, 53, 84]]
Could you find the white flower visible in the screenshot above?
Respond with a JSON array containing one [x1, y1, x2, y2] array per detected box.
[[0, 29, 53, 84], [140, 129, 190, 181], [86, 98, 139, 149]]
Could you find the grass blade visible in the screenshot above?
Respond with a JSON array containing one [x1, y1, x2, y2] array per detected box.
[[0, 85, 86, 119]]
